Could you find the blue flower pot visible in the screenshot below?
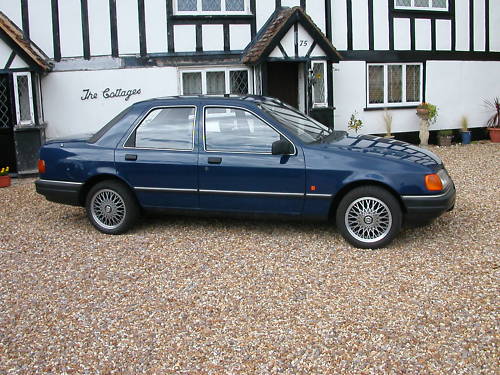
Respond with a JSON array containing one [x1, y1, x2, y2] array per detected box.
[[461, 131, 471, 144]]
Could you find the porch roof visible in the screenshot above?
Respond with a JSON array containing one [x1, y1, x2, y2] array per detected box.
[[242, 7, 341, 65], [0, 11, 52, 72]]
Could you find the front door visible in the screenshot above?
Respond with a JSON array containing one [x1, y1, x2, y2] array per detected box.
[[198, 106, 305, 215], [115, 106, 198, 209], [267, 62, 299, 109]]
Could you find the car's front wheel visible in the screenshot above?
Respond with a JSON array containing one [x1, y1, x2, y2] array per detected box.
[[86, 180, 139, 234], [336, 186, 402, 249]]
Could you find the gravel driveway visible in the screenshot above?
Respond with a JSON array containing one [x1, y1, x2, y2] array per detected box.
[[1, 143, 498, 374]]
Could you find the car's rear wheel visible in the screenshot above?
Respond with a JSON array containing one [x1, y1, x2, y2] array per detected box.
[[86, 180, 139, 234], [336, 186, 402, 249]]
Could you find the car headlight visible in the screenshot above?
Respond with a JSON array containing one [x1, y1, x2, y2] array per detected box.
[[437, 169, 451, 190], [425, 169, 451, 192]]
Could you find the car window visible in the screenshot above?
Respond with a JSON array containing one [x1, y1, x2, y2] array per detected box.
[[131, 107, 195, 150], [204, 107, 280, 153]]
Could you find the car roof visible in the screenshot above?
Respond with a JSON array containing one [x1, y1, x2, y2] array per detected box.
[[133, 95, 284, 107]]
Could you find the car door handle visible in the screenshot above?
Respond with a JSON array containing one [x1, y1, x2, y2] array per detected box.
[[208, 157, 222, 164], [125, 154, 137, 161]]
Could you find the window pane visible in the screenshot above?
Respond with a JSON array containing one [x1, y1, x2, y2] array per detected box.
[[135, 107, 195, 150], [406, 65, 421, 102], [205, 108, 280, 153], [230, 70, 249, 95], [388, 65, 402, 103], [202, 0, 221, 11], [368, 66, 384, 104], [396, 0, 411, 6], [182, 73, 202, 95], [226, 0, 244, 11], [17, 75, 31, 122], [178, 0, 197, 11], [207, 72, 226, 95], [432, 0, 447, 8], [414, 0, 429, 7], [312, 63, 325, 104]]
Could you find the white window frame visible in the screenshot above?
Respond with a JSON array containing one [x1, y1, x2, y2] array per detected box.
[[394, 0, 449, 12], [13, 72, 35, 126], [311, 61, 328, 108], [179, 66, 253, 96], [366, 63, 423, 108], [174, 0, 251, 15]]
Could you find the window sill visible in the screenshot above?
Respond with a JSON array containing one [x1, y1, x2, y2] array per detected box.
[[171, 14, 253, 20], [364, 105, 419, 111]]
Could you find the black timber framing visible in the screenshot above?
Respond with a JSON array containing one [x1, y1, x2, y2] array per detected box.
[[469, 0, 474, 51], [485, 0, 489, 52], [138, 0, 147, 57], [109, 0, 119, 57], [0, 28, 44, 72], [368, 0, 374, 50], [21, 0, 29, 40], [81, 0, 90, 60], [4, 52, 16, 70], [51, 0, 61, 61], [338, 50, 500, 62], [346, 0, 353, 50]]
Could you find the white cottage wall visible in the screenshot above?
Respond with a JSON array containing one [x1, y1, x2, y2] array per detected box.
[[42, 67, 178, 140]]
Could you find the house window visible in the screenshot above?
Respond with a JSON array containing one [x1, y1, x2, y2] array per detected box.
[[394, 0, 448, 11], [175, 0, 248, 14], [311, 61, 328, 108], [13, 72, 34, 126], [180, 67, 251, 96], [367, 63, 422, 108]]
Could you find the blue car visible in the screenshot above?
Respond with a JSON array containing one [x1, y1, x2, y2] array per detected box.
[[35, 96, 455, 248]]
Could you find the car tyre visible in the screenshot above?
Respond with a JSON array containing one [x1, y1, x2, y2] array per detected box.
[[336, 186, 402, 249], [86, 180, 139, 234]]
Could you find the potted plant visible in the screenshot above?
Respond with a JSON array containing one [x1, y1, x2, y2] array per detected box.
[[0, 166, 10, 188], [484, 97, 500, 142], [460, 116, 471, 144], [348, 111, 363, 134], [382, 109, 394, 138], [416, 102, 438, 146], [437, 130, 453, 146]]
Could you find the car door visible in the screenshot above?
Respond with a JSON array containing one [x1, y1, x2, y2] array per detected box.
[[115, 105, 198, 209], [198, 106, 305, 215]]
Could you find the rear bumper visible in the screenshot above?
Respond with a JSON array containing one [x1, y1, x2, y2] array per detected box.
[[35, 179, 83, 206], [402, 184, 456, 222]]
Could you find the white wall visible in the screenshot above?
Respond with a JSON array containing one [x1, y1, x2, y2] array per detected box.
[[334, 60, 500, 135], [426, 61, 500, 129], [373, 0, 389, 50], [455, 0, 470, 51], [28, 0, 54, 58], [351, 0, 369, 50], [88, 0, 111, 56], [42, 67, 178, 139], [145, 0, 168, 54], [473, 0, 486, 51], [255, 0, 274, 32], [491, 0, 500, 51], [1, 1, 22, 28], [331, 0, 347, 50], [0, 38, 12, 66], [116, 0, 140, 55], [59, 0, 83, 58]]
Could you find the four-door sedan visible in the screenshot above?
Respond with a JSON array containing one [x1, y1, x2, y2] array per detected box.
[[35, 96, 455, 248]]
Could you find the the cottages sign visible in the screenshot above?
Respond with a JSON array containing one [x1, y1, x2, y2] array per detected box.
[[81, 88, 142, 101]]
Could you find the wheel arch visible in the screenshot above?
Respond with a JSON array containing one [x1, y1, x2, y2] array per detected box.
[[328, 180, 406, 220], [79, 174, 137, 206]]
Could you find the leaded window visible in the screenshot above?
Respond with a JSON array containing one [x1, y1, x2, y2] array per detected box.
[[0, 75, 11, 128], [180, 68, 251, 96], [367, 63, 422, 107], [395, 0, 448, 11], [175, 0, 248, 14], [13, 72, 34, 125], [312, 62, 327, 107]]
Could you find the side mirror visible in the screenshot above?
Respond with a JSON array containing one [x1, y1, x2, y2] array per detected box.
[[272, 139, 294, 155]]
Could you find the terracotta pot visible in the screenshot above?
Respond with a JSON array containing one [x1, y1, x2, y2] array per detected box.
[[488, 128, 500, 143], [0, 175, 11, 188], [416, 108, 429, 119]]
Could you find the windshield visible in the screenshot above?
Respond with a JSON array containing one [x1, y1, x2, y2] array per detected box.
[[260, 102, 344, 143]]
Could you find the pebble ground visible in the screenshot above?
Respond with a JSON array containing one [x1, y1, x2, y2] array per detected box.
[[0, 143, 498, 374]]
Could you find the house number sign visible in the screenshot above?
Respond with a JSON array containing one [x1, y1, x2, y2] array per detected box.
[[81, 88, 142, 101]]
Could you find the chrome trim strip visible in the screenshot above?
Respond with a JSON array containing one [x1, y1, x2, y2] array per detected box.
[[199, 189, 303, 197], [402, 192, 448, 199], [38, 179, 83, 186], [135, 187, 197, 193], [202, 105, 297, 156], [305, 193, 332, 198]]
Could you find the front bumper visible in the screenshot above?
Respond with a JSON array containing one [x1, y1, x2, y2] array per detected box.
[[35, 179, 83, 206], [402, 183, 456, 222]]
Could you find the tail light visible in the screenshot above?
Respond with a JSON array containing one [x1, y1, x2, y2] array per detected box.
[[38, 160, 46, 174]]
